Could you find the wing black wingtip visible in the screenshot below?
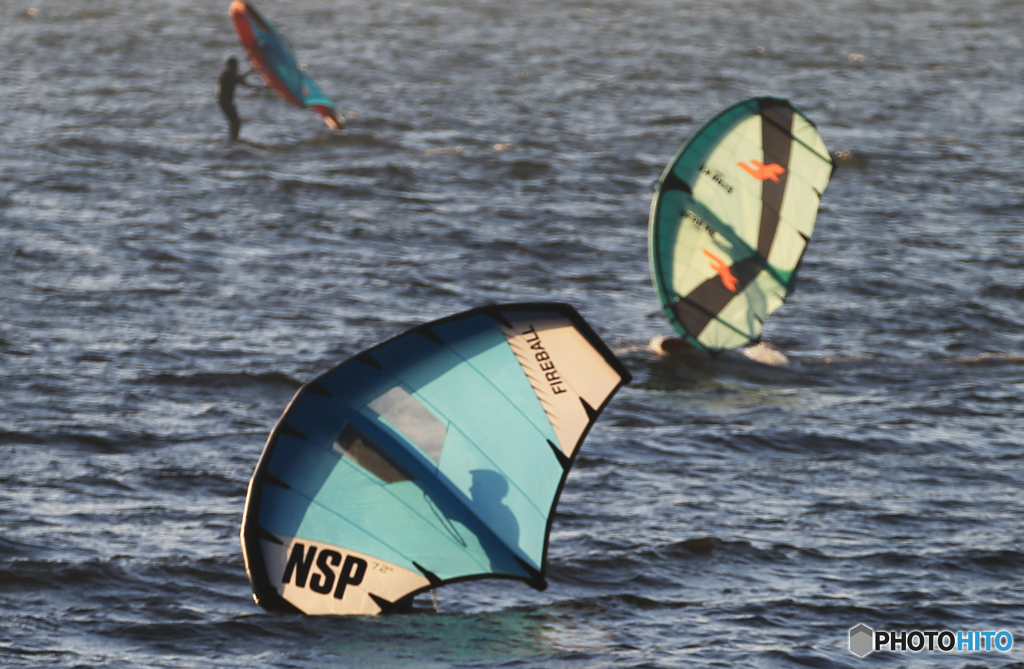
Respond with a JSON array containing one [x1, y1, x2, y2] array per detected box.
[[661, 169, 692, 194], [262, 472, 291, 490], [413, 561, 443, 587], [306, 381, 333, 398], [487, 310, 514, 329], [413, 325, 444, 346], [547, 439, 570, 469], [514, 556, 547, 591], [369, 592, 416, 615], [278, 423, 308, 440], [356, 352, 383, 370]]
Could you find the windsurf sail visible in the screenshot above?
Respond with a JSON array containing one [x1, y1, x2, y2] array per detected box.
[[241, 303, 631, 615], [648, 97, 833, 352], [230, 0, 342, 129]]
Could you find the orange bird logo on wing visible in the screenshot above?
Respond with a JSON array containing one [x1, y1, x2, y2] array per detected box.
[[703, 249, 738, 292], [738, 159, 786, 183]]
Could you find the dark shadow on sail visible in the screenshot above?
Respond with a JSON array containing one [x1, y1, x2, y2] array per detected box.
[[469, 469, 519, 570]]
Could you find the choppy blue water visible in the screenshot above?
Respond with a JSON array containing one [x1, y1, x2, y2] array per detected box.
[[3, 0, 1024, 667]]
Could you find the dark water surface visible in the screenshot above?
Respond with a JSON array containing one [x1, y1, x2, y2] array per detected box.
[[3, 0, 1024, 667]]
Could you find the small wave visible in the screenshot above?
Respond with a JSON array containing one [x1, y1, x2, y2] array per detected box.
[[0, 536, 44, 558], [28, 428, 186, 453], [50, 431, 123, 454], [0, 647, 76, 660], [642, 114, 695, 126], [140, 371, 301, 390], [67, 473, 136, 494], [135, 247, 186, 264], [423, 145, 464, 156], [671, 536, 721, 555], [944, 548, 1024, 573], [0, 553, 247, 598], [549, 536, 753, 587], [0, 430, 45, 446], [958, 351, 1024, 366], [551, 592, 695, 612], [291, 129, 384, 149], [978, 282, 1024, 299], [140, 468, 243, 498], [74, 351, 111, 363], [275, 176, 373, 199], [506, 159, 551, 180], [0, 557, 128, 590]]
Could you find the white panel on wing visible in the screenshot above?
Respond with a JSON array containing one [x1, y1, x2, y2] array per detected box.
[[499, 312, 621, 459], [262, 534, 430, 615]]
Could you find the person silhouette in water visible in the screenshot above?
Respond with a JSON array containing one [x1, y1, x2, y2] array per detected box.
[[217, 57, 254, 140]]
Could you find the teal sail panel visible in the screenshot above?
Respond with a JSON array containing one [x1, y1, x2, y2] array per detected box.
[[649, 97, 833, 352], [231, 0, 342, 129], [241, 303, 631, 615]]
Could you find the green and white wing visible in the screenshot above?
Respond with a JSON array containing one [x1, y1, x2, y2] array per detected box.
[[649, 97, 833, 352]]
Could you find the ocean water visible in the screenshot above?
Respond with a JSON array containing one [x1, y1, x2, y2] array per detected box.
[[2, 0, 1024, 667]]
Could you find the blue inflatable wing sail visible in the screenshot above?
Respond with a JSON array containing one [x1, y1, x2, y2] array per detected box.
[[241, 303, 631, 615], [231, 0, 342, 128]]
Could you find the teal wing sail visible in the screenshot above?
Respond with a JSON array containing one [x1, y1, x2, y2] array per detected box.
[[241, 303, 631, 615], [298, 73, 335, 110], [648, 97, 833, 352], [232, 0, 341, 128]]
